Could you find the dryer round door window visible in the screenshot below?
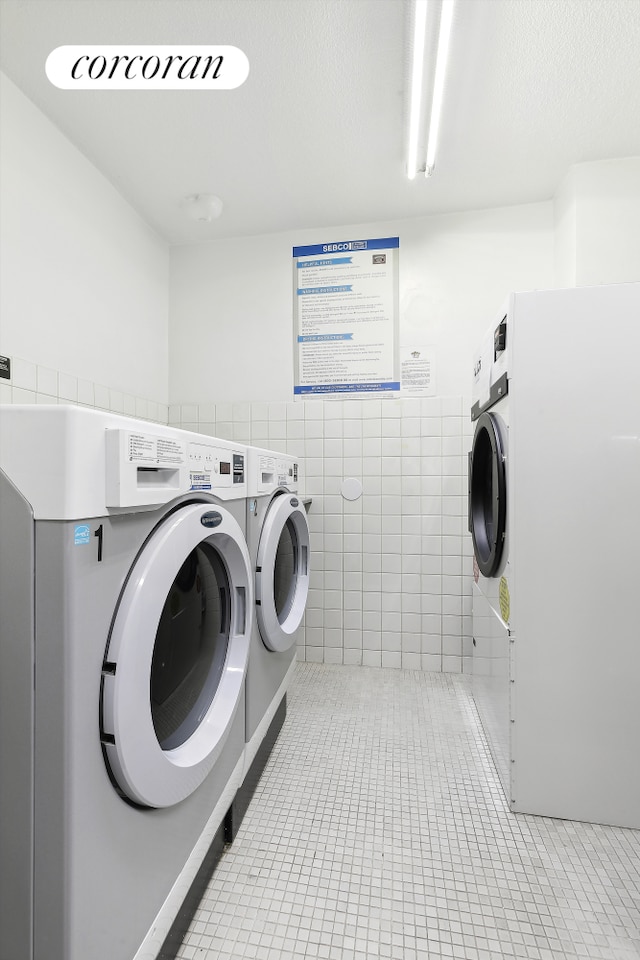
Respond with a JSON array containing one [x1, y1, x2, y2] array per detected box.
[[256, 495, 310, 652], [101, 503, 252, 809], [469, 412, 507, 578]]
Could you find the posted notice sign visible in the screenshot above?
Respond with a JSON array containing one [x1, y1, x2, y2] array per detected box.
[[293, 237, 400, 397]]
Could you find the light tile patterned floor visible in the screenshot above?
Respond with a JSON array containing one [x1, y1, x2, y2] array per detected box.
[[178, 664, 640, 960]]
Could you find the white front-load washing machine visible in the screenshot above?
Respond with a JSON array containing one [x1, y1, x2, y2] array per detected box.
[[468, 283, 640, 829], [228, 445, 310, 834], [0, 406, 252, 960]]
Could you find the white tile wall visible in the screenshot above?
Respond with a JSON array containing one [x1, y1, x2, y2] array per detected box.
[[171, 397, 475, 675], [0, 353, 169, 424]]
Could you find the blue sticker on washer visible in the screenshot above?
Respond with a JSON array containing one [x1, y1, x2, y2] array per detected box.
[[74, 524, 91, 545]]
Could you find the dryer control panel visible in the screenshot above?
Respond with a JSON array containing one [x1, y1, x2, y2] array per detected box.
[[471, 295, 512, 421]]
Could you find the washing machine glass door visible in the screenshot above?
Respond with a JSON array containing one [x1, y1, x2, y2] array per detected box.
[[255, 493, 310, 652], [101, 503, 252, 808], [469, 412, 507, 577]]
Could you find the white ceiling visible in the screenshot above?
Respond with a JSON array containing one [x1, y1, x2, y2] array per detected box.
[[1, 0, 639, 245]]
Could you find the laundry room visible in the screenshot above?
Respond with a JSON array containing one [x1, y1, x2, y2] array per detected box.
[[1, 3, 639, 960]]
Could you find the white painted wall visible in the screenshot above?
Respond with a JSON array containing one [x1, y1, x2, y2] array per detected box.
[[553, 171, 578, 288], [554, 158, 640, 287], [0, 72, 169, 404], [169, 202, 554, 404]]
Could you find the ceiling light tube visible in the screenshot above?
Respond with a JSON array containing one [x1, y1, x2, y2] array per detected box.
[[425, 0, 454, 176], [407, 0, 428, 180]]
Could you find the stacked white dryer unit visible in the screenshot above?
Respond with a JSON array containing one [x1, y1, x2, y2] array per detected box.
[[0, 406, 253, 960], [469, 283, 640, 829], [229, 445, 310, 833], [469, 305, 511, 795]]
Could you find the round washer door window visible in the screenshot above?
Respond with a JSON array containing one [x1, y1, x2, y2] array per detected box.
[[255, 494, 310, 652], [469, 412, 507, 577], [101, 503, 252, 808]]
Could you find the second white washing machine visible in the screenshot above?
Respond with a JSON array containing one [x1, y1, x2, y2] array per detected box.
[[228, 445, 310, 835]]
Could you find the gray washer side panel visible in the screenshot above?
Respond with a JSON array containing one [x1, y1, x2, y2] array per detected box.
[[0, 469, 35, 960]]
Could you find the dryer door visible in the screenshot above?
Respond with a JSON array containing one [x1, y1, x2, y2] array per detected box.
[[255, 494, 310, 653], [469, 412, 507, 577], [101, 502, 252, 808]]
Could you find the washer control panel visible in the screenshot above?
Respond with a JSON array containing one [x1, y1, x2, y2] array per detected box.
[[106, 428, 245, 507], [255, 453, 298, 494]]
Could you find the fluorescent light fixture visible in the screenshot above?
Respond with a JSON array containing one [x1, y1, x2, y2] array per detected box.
[[425, 0, 454, 176], [407, 0, 428, 180], [406, 0, 455, 180]]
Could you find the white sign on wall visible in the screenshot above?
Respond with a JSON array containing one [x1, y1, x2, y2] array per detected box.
[[400, 345, 436, 396], [293, 237, 400, 398]]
